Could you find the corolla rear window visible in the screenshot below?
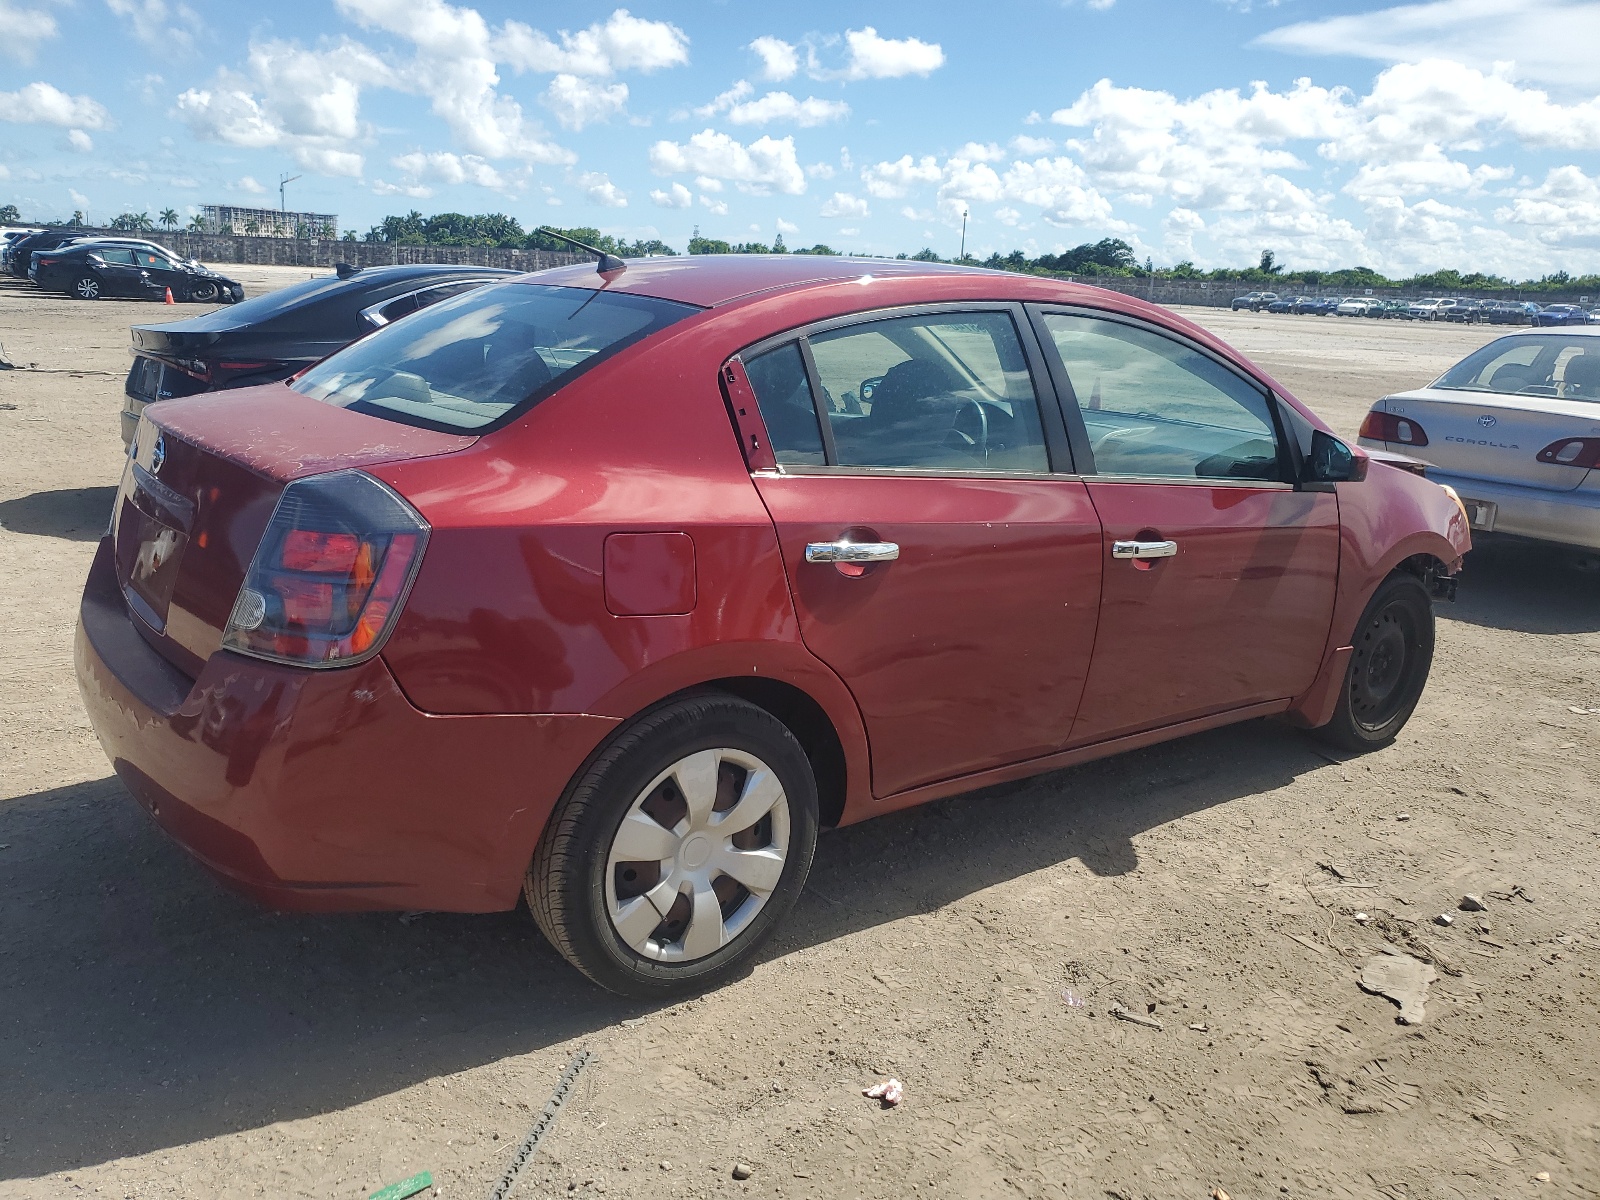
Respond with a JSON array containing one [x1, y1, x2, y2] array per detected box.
[[1435, 334, 1600, 402], [292, 282, 700, 432]]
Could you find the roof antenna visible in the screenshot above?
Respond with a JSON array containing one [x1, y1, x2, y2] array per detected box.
[[537, 227, 626, 274]]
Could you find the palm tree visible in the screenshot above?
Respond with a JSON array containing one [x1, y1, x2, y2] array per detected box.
[[188, 214, 206, 232], [244, 219, 259, 236], [159, 208, 179, 230], [133, 211, 154, 232]]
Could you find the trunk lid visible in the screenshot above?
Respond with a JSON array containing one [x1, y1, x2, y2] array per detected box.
[[114, 384, 473, 676], [1378, 387, 1599, 492]]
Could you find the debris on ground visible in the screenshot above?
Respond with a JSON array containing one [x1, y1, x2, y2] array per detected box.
[[397, 911, 430, 925], [1359, 952, 1439, 1024], [1536, 1170, 1552, 1182], [1567, 706, 1600, 715], [732, 1162, 754, 1180], [367, 1170, 433, 1200], [1316, 860, 1349, 879], [1434, 912, 1455, 926], [1396, 813, 1412, 821], [1188, 1022, 1210, 1033], [1459, 894, 1487, 912], [1109, 1005, 1164, 1030], [863, 1078, 903, 1107], [1212, 1188, 1233, 1200], [485, 1048, 593, 1200], [1355, 912, 1371, 925], [1061, 988, 1086, 1008]]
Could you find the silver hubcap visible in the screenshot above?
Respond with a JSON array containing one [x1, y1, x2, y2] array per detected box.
[[606, 748, 790, 963], [76, 277, 98, 298]]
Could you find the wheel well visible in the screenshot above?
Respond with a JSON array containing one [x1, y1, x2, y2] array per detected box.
[[705, 677, 848, 829], [1395, 552, 1457, 600]]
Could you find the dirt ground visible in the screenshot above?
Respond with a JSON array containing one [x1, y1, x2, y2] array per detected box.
[[2, 269, 1597, 1200]]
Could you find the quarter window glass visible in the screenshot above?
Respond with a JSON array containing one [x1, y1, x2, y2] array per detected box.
[[1042, 313, 1280, 481], [97, 248, 136, 265], [806, 312, 1049, 472], [744, 342, 824, 465]]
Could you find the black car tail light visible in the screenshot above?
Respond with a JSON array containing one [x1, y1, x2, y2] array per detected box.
[[223, 471, 429, 668], [1359, 410, 1430, 447], [1536, 438, 1600, 469]]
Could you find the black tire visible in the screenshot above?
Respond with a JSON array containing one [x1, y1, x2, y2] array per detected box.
[[527, 694, 819, 997], [70, 273, 101, 300], [189, 280, 220, 303], [1316, 572, 1435, 752]]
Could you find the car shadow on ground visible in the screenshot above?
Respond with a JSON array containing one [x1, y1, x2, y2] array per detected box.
[[0, 718, 1315, 1181], [0, 486, 117, 541], [1440, 534, 1600, 635]]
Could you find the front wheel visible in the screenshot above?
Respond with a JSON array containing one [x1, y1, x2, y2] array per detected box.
[[188, 279, 220, 302], [1316, 572, 1435, 752], [527, 694, 819, 997], [70, 273, 101, 300]]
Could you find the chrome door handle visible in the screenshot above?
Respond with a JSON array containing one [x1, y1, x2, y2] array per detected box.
[[1111, 539, 1178, 560], [805, 540, 900, 564]]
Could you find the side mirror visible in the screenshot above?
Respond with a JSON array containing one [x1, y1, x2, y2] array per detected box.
[[1307, 429, 1367, 483]]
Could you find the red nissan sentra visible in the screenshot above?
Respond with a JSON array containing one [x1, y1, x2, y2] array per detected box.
[[77, 255, 1470, 995]]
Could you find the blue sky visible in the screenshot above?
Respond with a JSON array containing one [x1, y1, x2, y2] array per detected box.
[[2, 0, 1599, 276]]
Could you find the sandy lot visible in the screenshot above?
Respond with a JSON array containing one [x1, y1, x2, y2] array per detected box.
[[2, 271, 1598, 1200]]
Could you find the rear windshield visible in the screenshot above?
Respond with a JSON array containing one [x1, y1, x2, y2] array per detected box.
[[291, 282, 700, 432], [1435, 334, 1600, 401]]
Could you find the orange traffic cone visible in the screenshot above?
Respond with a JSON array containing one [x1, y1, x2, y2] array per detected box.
[[164, 287, 174, 304]]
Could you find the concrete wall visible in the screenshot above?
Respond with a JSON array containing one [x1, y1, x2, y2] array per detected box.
[[1077, 276, 1596, 310]]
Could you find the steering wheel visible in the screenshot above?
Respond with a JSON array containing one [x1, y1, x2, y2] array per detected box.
[[944, 398, 991, 465]]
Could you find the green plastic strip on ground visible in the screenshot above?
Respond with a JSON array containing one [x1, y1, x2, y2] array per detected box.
[[369, 1169, 433, 1200]]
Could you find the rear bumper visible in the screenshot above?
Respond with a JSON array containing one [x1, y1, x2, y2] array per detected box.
[[75, 538, 618, 912], [1413, 466, 1600, 551], [120, 397, 145, 446]]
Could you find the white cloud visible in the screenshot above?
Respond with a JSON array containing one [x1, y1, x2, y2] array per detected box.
[[0, 0, 58, 62], [649, 128, 806, 195], [0, 83, 112, 129], [391, 150, 507, 187], [806, 161, 836, 179], [1496, 165, 1600, 233], [698, 194, 728, 215], [107, 0, 199, 53], [580, 170, 627, 206], [776, 217, 798, 233], [66, 128, 93, 152], [694, 175, 723, 192], [1256, 0, 1600, 90], [236, 175, 266, 194], [727, 91, 850, 127], [372, 179, 434, 198], [649, 181, 692, 208], [693, 80, 753, 119], [295, 146, 365, 177], [820, 191, 869, 218], [497, 8, 689, 76], [749, 36, 799, 81], [862, 154, 943, 198], [1342, 151, 1512, 199], [542, 74, 627, 130], [953, 141, 1004, 163], [1010, 134, 1056, 155], [819, 26, 940, 81]]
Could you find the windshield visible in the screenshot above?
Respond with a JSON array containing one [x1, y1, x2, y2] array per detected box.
[[292, 282, 699, 432], [1435, 333, 1600, 401]]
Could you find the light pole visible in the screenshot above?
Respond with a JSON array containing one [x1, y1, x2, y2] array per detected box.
[[959, 208, 968, 261], [1147, 256, 1155, 301]]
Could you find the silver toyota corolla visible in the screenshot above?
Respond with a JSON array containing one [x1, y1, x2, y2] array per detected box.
[[1357, 328, 1600, 550]]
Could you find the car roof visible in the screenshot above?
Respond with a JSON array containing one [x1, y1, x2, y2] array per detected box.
[[516, 254, 1009, 308]]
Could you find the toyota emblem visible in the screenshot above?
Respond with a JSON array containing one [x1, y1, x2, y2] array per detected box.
[[150, 432, 166, 473], [1477, 414, 1497, 428]]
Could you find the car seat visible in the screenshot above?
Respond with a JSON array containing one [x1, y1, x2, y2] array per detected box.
[[1562, 353, 1600, 399], [859, 357, 968, 466]]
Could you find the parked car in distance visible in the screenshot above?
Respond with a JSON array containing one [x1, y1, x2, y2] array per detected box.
[[29, 239, 243, 304], [5, 228, 88, 277], [79, 255, 1469, 996], [1408, 298, 1449, 320], [1442, 299, 1487, 323], [120, 263, 516, 445], [1337, 297, 1377, 317], [1533, 304, 1591, 328], [0, 227, 45, 273], [1479, 301, 1531, 325], [1296, 297, 1338, 315], [1358, 328, 1600, 552], [1265, 296, 1298, 313], [1231, 291, 1278, 311]]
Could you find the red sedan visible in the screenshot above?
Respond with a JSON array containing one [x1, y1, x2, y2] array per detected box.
[[77, 256, 1469, 995]]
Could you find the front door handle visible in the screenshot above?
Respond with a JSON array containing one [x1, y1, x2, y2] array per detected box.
[[1111, 539, 1178, 560], [805, 540, 900, 564]]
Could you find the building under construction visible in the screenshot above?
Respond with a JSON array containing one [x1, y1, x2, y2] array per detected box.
[[200, 205, 338, 238]]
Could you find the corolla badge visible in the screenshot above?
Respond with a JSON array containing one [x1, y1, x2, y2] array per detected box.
[[1477, 414, 1498, 428], [150, 432, 166, 473]]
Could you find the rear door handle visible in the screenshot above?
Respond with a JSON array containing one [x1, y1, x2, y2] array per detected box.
[[805, 540, 900, 564], [1111, 539, 1177, 560]]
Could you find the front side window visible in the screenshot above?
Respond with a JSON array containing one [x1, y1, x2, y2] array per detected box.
[[804, 311, 1049, 472], [293, 282, 699, 432], [1041, 313, 1281, 481]]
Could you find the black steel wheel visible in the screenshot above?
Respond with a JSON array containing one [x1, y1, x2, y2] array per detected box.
[[1316, 572, 1435, 751]]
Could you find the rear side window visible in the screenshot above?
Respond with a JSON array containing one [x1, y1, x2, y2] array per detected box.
[[97, 248, 136, 265], [293, 282, 700, 433], [744, 342, 824, 465]]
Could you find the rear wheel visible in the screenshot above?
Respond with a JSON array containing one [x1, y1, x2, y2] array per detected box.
[[70, 273, 101, 300], [1317, 572, 1435, 752], [528, 694, 819, 997]]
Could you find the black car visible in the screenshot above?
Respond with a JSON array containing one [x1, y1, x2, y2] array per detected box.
[[120, 263, 515, 444], [29, 238, 244, 303], [5, 228, 86, 277]]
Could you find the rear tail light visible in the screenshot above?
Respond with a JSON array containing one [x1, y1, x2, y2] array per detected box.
[[223, 470, 428, 667], [1359, 410, 1430, 446], [1537, 438, 1600, 469]]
